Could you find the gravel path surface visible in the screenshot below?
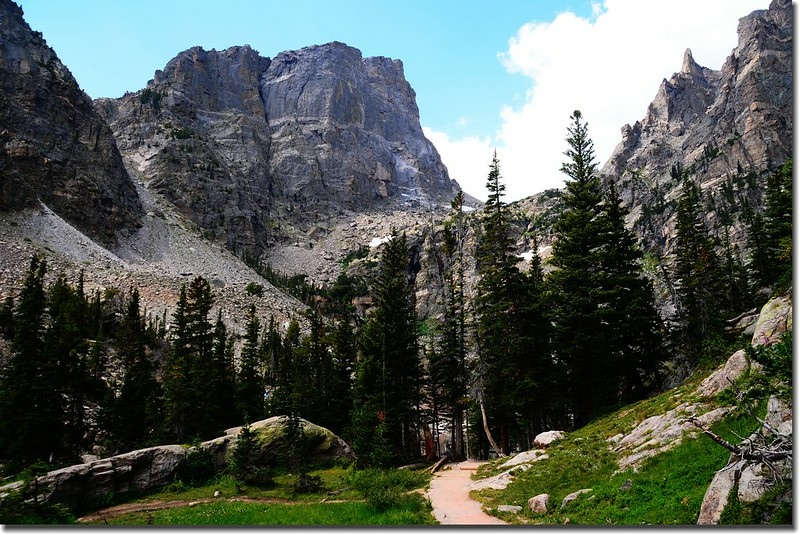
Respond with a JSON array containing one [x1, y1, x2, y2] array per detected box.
[[428, 461, 507, 525]]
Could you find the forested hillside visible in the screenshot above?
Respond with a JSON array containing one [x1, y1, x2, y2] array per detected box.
[[0, 0, 792, 526]]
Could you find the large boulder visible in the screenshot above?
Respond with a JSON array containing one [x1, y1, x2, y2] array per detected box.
[[751, 291, 792, 347], [202, 416, 355, 468], [1, 416, 353, 511], [0, 445, 185, 511], [533, 430, 566, 447], [697, 460, 745, 525], [696, 349, 756, 397], [499, 449, 548, 469]]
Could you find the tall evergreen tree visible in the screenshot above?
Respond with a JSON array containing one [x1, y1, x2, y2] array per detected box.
[[327, 313, 356, 436], [474, 153, 549, 452], [163, 277, 217, 441], [474, 152, 519, 454], [0, 257, 61, 469], [747, 159, 793, 293], [236, 305, 265, 423], [208, 310, 236, 431], [352, 230, 421, 465], [430, 190, 469, 459], [45, 274, 92, 461], [547, 111, 662, 426], [163, 285, 192, 441], [595, 181, 664, 404], [547, 110, 606, 428], [674, 174, 726, 358], [112, 288, 163, 451]]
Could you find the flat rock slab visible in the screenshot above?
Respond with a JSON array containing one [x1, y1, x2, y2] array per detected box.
[[428, 461, 507, 525]]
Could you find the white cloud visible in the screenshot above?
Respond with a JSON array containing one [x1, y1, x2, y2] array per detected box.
[[427, 0, 769, 203], [422, 127, 494, 201]]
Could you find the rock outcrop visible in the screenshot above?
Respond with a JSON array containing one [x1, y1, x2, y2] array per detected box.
[[600, 0, 792, 259], [0, 0, 142, 247], [0, 416, 354, 511], [97, 41, 458, 257], [614, 289, 792, 471], [202, 416, 355, 468]]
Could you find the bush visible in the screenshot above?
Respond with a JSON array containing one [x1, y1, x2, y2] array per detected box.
[[0, 492, 75, 525], [179, 443, 216, 486], [343, 468, 429, 512], [245, 282, 263, 297], [292, 473, 325, 495], [227, 424, 274, 488]]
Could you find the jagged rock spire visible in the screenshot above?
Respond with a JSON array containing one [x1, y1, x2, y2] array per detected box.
[[680, 48, 704, 77]]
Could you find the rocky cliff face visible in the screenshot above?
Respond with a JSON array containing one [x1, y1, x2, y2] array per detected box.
[[0, 0, 142, 247], [600, 0, 792, 257], [98, 41, 458, 257]]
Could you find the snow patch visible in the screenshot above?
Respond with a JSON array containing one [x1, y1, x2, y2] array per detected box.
[[369, 236, 392, 248], [517, 251, 535, 261]]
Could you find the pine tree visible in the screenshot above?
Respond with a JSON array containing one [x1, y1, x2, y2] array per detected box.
[[327, 313, 356, 436], [474, 152, 549, 451], [112, 289, 163, 450], [474, 152, 518, 453], [163, 278, 218, 442], [163, 285, 191, 441], [547, 111, 620, 427], [0, 257, 63, 469], [45, 273, 93, 461], [595, 181, 665, 404], [674, 174, 726, 359], [352, 230, 421, 465], [209, 311, 236, 431], [236, 305, 265, 423], [293, 308, 331, 428], [747, 159, 792, 293]]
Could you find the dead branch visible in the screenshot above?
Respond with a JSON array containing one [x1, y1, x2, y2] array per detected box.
[[687, 416, 741, 455], [429, 454, 450, 474]]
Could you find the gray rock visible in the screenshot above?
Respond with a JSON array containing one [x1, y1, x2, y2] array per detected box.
[[560, 488, 592, 509], [696, 349, 751, 397], [0, 1, 143, 246], [598, 0, 792, 329], [533, 430, 566, 447], [737, 462, 771, 503], [765, 396, 792, 436], [499, 449, 548, 469], [2, 416, 353, 510], [497, 505, 522, 514], [528, 493, 550, 514], [751, 291, 792, 347], [98, 41, 458, 259], [697, 460, 745, 525]]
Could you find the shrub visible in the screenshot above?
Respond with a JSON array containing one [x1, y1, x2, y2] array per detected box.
[[179, 443, 216, 486], [0, 491, 75, 525], [227, 424, 274, 488], [245, 282, 263, 297], [292, 473, 325, 495], [343, 468, 429, 512]]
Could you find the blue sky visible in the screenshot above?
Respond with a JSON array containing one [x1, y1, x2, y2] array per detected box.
[[17, 0, 770, 201]]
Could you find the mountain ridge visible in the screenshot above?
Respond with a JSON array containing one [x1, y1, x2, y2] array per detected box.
[[96, 40, 461, 261]]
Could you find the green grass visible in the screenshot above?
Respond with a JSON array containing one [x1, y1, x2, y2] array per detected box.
[[475, 397, 761, 525], [94, 500, 434, 526], [79, 466, 434, 526]]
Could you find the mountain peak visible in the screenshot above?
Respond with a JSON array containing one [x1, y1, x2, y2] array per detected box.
[[680, 48, 703, 77]]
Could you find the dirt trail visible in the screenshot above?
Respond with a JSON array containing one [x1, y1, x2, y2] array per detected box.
[[427, 461, 507, 525]]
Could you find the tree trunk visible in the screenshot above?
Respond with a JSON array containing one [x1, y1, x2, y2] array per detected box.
[[479, 398, 503, 458], [453, 407, 465, 461]]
